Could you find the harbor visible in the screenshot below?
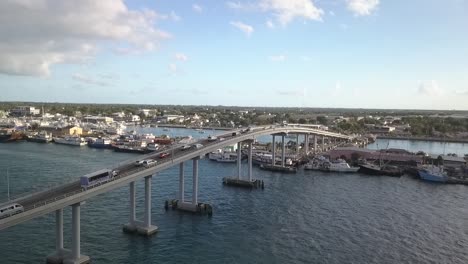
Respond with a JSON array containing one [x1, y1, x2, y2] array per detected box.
[[1, 120, 468, 186], [1, 140, 468, 264]]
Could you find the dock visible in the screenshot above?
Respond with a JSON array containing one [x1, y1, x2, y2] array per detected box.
[[259, 164, 297, 173], [164, 199, 213, 216], [222, 177, 264, 189]]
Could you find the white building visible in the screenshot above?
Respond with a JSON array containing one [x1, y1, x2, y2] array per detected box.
[[130, 115, 140, 122]]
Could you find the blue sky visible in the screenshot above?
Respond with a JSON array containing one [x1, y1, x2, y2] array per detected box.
[[0, 0, 467, 109]]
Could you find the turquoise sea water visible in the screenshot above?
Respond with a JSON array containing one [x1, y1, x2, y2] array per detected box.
[[1, 135, 468, 263]]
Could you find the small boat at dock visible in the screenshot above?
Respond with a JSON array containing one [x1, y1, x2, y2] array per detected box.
[[88, 138, 113, 149], [27, 131, 52, 143], [417, 165, 447, 183], [358, 162, 403, 177], [53, 136, 87, 146], [320, 159, 359, 173]]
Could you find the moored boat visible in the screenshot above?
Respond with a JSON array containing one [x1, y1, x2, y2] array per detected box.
[[88, 138, 113, 149], [358, 163, 403, 177], [28, 131, 52, 143], [320, 159, 359, 173], [418, 165, 447, 183], [53, 136, 87, 146], [216, 153, 237, 163]]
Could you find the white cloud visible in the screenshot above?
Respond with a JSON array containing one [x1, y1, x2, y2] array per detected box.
[[269, 55, 287, 62], [72, 73, 110, 87], [259, 0, 324, 26], [346, 0, 379, 16], [418, 80, 444, 96], [175, 53, 188, 61], [227, 0, 323, 26], [230, 21, 254, 36], [226, 1, 257, 10], [226, 1, 243, 9], [0, 0, 171, 76], [193, 4, 203, 13], [266, 20, 275, 28]]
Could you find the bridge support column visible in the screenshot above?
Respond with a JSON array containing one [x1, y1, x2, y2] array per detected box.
[[305, 134, 309, 154], [192, 158, 199, 205], [296, 134, 299, 155], [71, 203, 81, 262], [272, 135, 276, 165], [56, 209, 64, 251], [248, 141, 253, 181], [222, 139, 263, 189], [169, 157, 212, 215], [179, 162, 185, 202], [47, 205, 90, 264], [281, 135, 285, 167], [322, 136, 326, 152], [237, 142, 242, 179], [129, 182, 136, 224], [67, 203, 89, 264], [46, 209, 66, 263], [313, 135, 317, 154], [123, 177, 158, 236]]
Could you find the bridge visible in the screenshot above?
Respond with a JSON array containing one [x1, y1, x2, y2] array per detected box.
[[0, 125, 352, 264]]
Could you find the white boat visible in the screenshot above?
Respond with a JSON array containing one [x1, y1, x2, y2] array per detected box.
[[28, 131, 52, 143], [147, 143, 159, 152], [53, 136, 87, 146], [209, 150, 222, 160], [320, 159, 359, 173], [216, 153, 237, 163]]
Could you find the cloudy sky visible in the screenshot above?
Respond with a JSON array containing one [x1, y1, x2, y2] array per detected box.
[[0, 0, 467, 110]]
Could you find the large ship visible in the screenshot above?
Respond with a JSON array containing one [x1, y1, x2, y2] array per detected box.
[[53, 136, 87, 146], [417, 165, 447, 183]]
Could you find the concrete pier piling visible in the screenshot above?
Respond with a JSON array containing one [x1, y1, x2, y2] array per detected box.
[[123, 176, 158, 236]]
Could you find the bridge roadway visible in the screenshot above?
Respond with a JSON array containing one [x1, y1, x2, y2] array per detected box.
[[0, 125, 351, 230]]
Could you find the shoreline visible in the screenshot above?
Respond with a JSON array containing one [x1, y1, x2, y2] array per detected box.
[[377, 135, 468, 144]]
